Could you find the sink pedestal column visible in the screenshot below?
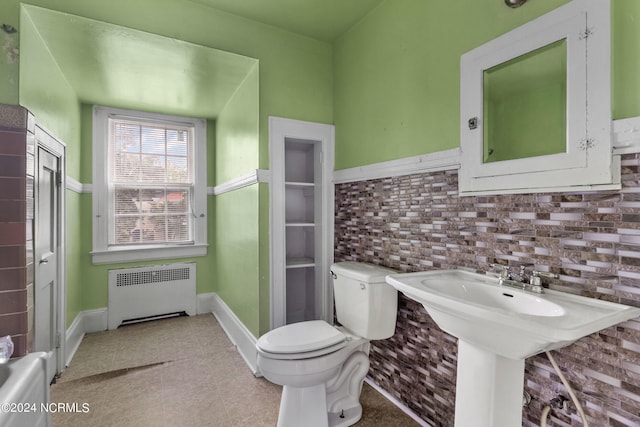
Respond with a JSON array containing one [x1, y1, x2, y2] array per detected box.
[[454, 340, 525, 427]]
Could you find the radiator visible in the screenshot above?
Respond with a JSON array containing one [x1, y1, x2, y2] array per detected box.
[[107, 263, 197, 329]]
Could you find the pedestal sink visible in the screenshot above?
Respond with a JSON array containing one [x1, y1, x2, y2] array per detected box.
[[385, 269, 640, 427]]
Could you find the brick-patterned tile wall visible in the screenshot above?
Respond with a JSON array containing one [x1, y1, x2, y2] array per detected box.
[[0, 105, 34, 357], [335, 154, 640, 426]]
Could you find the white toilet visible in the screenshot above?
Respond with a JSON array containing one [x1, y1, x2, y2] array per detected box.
[[256, 261, 398, 427]]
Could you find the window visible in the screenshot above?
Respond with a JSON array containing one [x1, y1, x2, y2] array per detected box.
[[92, 106, 207, 264]]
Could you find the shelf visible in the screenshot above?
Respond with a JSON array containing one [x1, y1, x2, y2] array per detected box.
[[286, 257, 315, 269], [286, 222, 315, 227], [285, 140, 316, 183], [285, 181, 315, 188], [286, 184, 314, 223], [286, 267, 316, 323], [286, 226, 314, 262]]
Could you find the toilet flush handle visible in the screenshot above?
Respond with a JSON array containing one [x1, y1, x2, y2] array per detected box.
[[331, 271, 337, 280]]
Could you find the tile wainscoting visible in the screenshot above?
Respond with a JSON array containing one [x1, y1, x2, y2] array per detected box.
[[334, 153, 640, 426], [0, 105, 35, 357]]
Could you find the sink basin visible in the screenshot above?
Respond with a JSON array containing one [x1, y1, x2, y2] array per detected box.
[[386, 269, 640, 427], [409, 271, 566, 317], [386, 269, 640, 360], [386, 270, 640, 427]]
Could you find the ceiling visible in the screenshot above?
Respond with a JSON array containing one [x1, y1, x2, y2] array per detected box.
[[187, 0, 384, 42], [23, 5, 257, 118], [20, 1, 382, 120]]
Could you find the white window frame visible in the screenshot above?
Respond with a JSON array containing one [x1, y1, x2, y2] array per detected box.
[[91, 106, 207, 264]]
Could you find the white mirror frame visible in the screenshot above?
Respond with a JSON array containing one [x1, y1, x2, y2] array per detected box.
[[459, 0, 619, 196]]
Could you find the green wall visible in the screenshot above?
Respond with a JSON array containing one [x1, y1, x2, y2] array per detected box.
[[215, 65, 260, 184], [333, 0, 640, 170], [63, 192, 84, 328], [0, 1, 21, 104], [613, 0, 640, 119], [19, 9, 85, 327], [214, 65, 263, 335], [214, 187, 261, 334], [1, 0, 334, 335], [258, 182, 270, 336], [19, 8, 81, 157]]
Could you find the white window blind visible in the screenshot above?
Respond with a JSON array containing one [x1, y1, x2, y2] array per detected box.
[[108, 118, 194, 246], [92, 106, 207, 264]]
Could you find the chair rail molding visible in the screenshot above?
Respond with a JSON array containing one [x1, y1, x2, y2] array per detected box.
[[333, 148, 461, 184], [208, 169, 270, 196]]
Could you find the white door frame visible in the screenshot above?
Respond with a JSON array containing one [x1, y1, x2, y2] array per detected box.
[[35, 124, 66, 377], [268, 117, 335, 330]]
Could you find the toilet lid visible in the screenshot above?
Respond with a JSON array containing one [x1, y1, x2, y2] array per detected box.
[[257, 320, 346, 354]]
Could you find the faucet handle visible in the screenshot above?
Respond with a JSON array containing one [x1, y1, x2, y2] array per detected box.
[[529, 270, 559, 287], [489, 263, 511, 279], [531, 270, 559, 279]]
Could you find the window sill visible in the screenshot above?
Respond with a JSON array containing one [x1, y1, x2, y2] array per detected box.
[[91, 244, 208, 265]]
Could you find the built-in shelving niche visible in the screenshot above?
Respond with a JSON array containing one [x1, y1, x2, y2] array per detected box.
[[269, 117, 334, 329], [284, 140, 321, 323]]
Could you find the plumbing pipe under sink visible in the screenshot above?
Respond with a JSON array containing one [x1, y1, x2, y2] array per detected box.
[[540, 351, 589, 427]]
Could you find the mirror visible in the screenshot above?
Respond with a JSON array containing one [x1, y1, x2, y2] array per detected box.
[[483, 39, 567, 163], [459, 0, 616, 195]]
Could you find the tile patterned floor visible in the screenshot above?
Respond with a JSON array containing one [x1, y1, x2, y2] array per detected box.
[[51, 314, 421, 427]]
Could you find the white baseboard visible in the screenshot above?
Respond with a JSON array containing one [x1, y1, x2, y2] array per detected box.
[[64, 295, 259, 376], [64, 294, 232, 368], [65, 308, 108, 366], [209, 293, 259, 375], [64, 315, 83, 367], [196, 292, 217, 314], [364, 377, 432, 426]]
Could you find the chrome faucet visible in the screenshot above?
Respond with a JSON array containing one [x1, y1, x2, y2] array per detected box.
[[488, 264, 558, 294], [489, 263, 511, 280], [527, 270, 559, 293]]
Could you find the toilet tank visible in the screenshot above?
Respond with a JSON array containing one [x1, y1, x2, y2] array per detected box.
[[331, 262, 398, 340]]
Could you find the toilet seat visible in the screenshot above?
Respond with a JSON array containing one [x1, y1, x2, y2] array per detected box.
[[257, 320, 347, 360]]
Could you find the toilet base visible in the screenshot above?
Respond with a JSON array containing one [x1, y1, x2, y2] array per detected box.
[[278, 384, 328, 427], [274, 349, 369, 427], [328, 406, 362, 427], [276, 384, 364, 427]]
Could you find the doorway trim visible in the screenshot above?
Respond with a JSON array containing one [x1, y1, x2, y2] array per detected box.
[[35, 124, 66, 377]]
